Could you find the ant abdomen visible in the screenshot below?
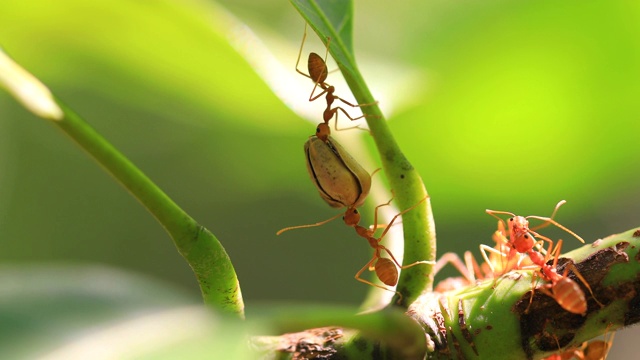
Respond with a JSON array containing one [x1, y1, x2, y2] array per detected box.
[[552, 276, 587, 315], [374, 258, 399, 286]]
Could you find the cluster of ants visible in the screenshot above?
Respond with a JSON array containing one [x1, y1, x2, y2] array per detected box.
[[277, 25, 613, 359], [435, 201, 613, 360]]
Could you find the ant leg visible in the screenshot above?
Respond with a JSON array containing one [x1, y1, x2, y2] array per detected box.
[[329, 96, 379, 131], [306, 36, 333, 101], [276, 212, 344, 235], [546, 238, 562, 267], [491, 222, 512, 273], [464, 251, 484, 282], [530, 232, 557, 264], [318, 36, 331, 82], [370, 195, 395, 233], [479, 243, 509, 275], [334, 107, 368, 121], [332, 110, 369, 133], [434, 252, 476, 283], [564, 262, 604, 308], [360, 169, 391, 231], [376, 195, 429, 241], [309, 86, 330, 102], [549, 333, 564, 354], [355, 256, 402, 300], [525, 272, 549, 314], [295, 23, 311, 79], [378, 244, 434, 270], [480, 244, 497, 275], [332, 95, 378, 109]]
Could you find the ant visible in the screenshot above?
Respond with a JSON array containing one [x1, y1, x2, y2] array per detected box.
[[295, 24, 377, 142], [486, 201, 601, 315], [543, 326, 615, 360], [277, 132, 381, 235], [275, 166, 378, 236], [580, 331, 615, 360], [432, 226, 531, 292], [279, 192, 433, 300], [432, 251, 488, 293], [484, 200, 584, 275], [345, 195, 434, 300], [527, 239, 594, 315]]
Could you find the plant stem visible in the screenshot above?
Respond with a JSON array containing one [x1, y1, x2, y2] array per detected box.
[[53, 100, 245, 317], [290, 0, 437, 307]]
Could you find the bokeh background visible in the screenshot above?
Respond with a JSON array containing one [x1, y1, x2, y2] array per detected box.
[[0, 0, 637, 358]]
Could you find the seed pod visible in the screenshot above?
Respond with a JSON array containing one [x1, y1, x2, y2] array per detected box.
[[305, 135, 371, 209]]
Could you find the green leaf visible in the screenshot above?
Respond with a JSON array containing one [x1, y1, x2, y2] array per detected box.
[[0, 265, 252, 359]]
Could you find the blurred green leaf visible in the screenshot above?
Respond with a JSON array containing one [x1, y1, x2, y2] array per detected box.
[[0, 265, 256, 359], [0, 0, 299, 132]]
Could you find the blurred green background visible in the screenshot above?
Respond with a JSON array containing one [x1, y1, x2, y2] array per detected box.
[[1, 0, 638, 357]]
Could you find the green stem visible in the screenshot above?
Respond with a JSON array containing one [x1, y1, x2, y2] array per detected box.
[[342, 64, 436, 307], [55, 100, 244, 317], [290, 0, 437, 306]]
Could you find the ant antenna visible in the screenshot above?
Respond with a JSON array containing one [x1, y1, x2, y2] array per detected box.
[[276, 212, 343, 235]]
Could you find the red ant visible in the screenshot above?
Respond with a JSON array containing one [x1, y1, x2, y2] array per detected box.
[[487, 201, 601, 315], [484, 200, 584, 275], [580, 332, 615, 360], [432, 251, 488, 293], [543, 326, 614, 360], [492, 225, 598, 315], [279, 193, 433, 300], [527, 239, 595, 315], [345, 195, 434, 300], [275, 167, 378, 236], [276, 131, 380, 236], [295, 24, 377, 141], [433, 226, 531, 292]]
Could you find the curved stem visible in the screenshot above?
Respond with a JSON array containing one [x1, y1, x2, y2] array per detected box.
[[54, 101, 245, 317], [0, 49, 244, 317], [290, 0, 436, 307]]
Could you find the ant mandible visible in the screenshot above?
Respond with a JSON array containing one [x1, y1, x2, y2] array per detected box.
[[295, 24, 377, 142]]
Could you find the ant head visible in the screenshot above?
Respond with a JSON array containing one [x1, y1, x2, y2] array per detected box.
[[342, 207, 360, 227], [316, 123, 330, 141], [509, 216, 529, 233]]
